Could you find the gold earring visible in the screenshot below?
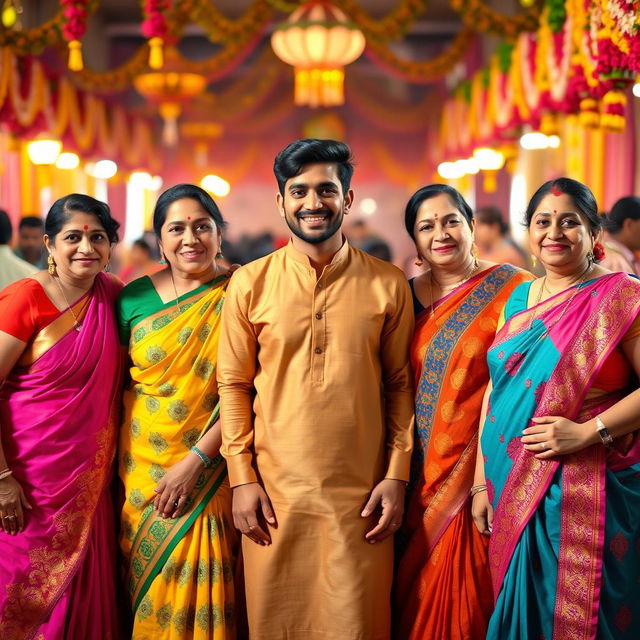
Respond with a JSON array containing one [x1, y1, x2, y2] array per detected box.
[[530, 255, 538, 268], [414, 255, 423, 267], [586, 249, 595, 263], [47, 254, 56, 275], [471, 243, 480, 269]]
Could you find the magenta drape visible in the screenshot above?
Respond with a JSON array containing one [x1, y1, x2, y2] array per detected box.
[[0, 272, 122, 640]]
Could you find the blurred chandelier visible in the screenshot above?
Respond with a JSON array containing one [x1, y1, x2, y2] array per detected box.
[[134, 48, 207, 146], [271, 1, 366, 108]]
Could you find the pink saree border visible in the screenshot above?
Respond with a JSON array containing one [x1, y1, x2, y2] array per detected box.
[[488, 274, 640, 640]]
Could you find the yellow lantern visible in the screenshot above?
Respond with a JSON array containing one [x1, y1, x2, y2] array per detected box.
[[134, 48, 207, 146], [271, 1, 366, 108]]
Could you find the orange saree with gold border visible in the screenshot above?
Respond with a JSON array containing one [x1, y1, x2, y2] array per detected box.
[[394, 264, 532, 640]]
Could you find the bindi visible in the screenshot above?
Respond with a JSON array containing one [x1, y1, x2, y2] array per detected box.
[[433, 213, 439, 219], [83, 225, 89, 230], [187, 216, 191, 221], [553, 210, 557, 214]]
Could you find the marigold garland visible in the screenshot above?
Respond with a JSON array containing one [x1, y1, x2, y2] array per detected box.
[[449, 0, 545, 39], [0, 47, 160, 169], [365, 26, 475, 84]]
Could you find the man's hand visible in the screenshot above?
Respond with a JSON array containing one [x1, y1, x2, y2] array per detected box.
[[232, 482, 276, 546], [362, 478, 406, 543]]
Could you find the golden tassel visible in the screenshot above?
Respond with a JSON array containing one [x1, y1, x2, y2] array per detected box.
[[68, 40, 83, 71], [148, 37, 164, 70]]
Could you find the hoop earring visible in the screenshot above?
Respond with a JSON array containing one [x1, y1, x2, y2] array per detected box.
[[47, 254, 56, 275]]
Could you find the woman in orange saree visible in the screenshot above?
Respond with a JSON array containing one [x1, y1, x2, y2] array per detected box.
[[393, 185, 532, 640]]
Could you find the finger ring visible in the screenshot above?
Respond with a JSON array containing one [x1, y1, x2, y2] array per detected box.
[[392, 522, 401, 526], [248, 525, 254, 530], [173, 500, 179, 507], [3, 515, 15, 520], [540, 442, 546, 450]]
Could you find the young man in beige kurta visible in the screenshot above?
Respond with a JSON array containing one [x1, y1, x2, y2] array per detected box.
[[218, 139, 414, 639]]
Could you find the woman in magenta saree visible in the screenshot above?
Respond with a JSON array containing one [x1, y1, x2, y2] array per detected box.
[[0, 194, 123, 640], [473, 179, 640, 639]]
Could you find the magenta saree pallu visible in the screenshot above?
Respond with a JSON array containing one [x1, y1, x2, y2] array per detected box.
[[483, 273, 640, 639], [0, 273, 122, 640]]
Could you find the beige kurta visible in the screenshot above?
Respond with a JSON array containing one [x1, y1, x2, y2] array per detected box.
[[218, 240, 415, 640]]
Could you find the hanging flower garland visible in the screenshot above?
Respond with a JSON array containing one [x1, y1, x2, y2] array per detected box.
[[0, 15, 63, 54], [449, 0, 544, 39], [339, 0, 430, 41], [141, 0, 171, 69], [543, 3, 574, 109], [182, 0, 274, 44], [364, 26, 475, 84], [0, 47, 161, 169], [61, 0, 92, 71], [487, 45, 518, 133]]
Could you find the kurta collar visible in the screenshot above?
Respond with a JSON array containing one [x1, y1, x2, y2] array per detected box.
[[284, 237, 350, 273]]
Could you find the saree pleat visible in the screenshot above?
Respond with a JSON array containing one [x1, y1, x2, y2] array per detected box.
[[483, 273, 640, 640], [394, 264, 531, 640], [0, 272, 123, 640], [119, 277, 237, 640]]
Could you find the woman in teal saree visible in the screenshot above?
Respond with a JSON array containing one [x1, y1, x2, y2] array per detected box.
[[472, 178, 640, 639]]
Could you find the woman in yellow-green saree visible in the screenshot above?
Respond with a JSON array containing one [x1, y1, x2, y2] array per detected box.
[[117, 184, 238, 640]]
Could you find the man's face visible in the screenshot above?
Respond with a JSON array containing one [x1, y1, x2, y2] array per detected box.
[[18, 225, 43, 256], [277, 162, 352, 245]]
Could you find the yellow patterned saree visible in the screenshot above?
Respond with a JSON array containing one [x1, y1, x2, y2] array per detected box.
[[118, 276, 238, 640]]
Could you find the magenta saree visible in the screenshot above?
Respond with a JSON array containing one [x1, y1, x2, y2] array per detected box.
[[0, 272, 123, 640]]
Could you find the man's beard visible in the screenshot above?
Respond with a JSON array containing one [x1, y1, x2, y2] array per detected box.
[[284, 209, 344, 245]]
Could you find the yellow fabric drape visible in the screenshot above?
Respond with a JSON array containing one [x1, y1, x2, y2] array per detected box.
[[119, 280, 237, 640]]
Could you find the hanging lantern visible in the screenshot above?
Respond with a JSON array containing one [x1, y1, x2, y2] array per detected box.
[[271, 1, 366, 108], [133, 48, 207, 146]]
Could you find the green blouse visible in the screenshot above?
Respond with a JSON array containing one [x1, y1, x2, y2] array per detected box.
[[116, 275, 223, 346]]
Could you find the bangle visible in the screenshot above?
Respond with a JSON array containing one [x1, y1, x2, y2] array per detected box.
[[190, 446, 212, 468], [470, 484, 487, 497], [0, 469, 13, 481], [595, 416, 614, 449]]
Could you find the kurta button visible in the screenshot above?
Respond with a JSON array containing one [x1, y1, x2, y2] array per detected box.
[[315, 312, 322, 319], [314, 347, 322, 354]]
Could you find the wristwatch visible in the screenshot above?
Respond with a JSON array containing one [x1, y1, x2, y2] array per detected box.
[[595, 416, 614, 449]]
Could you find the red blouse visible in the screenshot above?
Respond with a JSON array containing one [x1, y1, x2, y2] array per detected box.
[[0, 278, 60, 342]]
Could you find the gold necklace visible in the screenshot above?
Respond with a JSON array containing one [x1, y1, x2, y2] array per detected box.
[[169, 266, 220, 315], [49, 274, 83, 331], [426, 260, 478, 316], [529, 263, 594, 340]]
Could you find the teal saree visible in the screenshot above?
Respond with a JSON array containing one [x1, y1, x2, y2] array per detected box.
[[482, 273, 640, 639]]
